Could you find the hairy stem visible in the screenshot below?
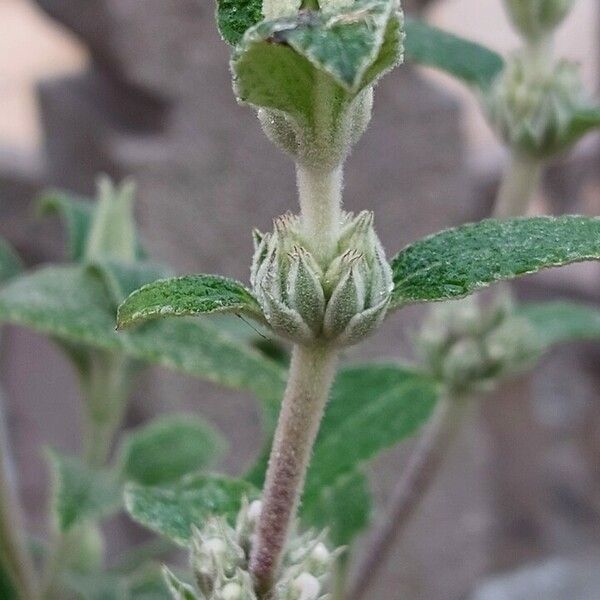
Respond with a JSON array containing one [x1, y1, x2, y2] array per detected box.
[[250, 344, 338, 595], [0, 390, 39, 600], [349, 394, 468, 600], [494, 152, 543, 219], [296, 165, 343, 265]]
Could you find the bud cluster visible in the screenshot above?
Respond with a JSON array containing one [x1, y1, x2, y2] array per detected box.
[[504, 0, 575, 42], [417, 296, 542, 394], [483, 52, 585, 157], [251, 211, 393, 346], [163, 500, 339, 600]]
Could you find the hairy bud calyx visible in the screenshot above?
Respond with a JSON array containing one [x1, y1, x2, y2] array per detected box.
[[162, 499, 339, 600], [251, 211, 393, 346], [484, 52, 586, 158]]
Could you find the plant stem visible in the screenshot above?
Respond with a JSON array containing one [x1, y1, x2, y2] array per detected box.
[[494, 152, 543, 219], [250, 343, 338, 596], [0, 390, 39, 600], [349, 394, 468, 600], [42, 354, 132, 598], [296, 165, 343, 265], [82, 354, 131, 467]]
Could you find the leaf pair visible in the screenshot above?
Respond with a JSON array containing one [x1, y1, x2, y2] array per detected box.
[[48, 414, 226, 533], [118, 216, 600, 328]]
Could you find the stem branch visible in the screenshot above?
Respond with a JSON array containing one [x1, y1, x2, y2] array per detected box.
[[250, 344, 338, 596], [494, 152, 543, 219], [350, 394, 467, 600]]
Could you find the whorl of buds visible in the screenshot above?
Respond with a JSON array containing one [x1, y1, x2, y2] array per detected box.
[[251, 211, 393, 346], [417, 295, 542, 394], [483, 53, 585, 158], [504, 0, 575, 41], [163, 500, 338, 600]]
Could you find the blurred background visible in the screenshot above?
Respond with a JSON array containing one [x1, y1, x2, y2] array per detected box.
[[0, 0, 599, 598]]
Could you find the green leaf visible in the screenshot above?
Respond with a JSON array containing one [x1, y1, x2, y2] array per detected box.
[[216, 0, 263, 45], [89, 260, 173, 306], [38, 186, 147, 262], [0, 238, 22, 285], [303, 364, 438, 500], [232, 0, 402, 120], [517, 301, 600, 349], [126, 566, 171, 600], [38, 191, 94, 262], [47, 450, 122, 532], [162, 567, 197, 600], [124, 474, 258, 546], [119, 415, 226, 486], [302, 470, 371, 547], [0, 562, 17, 600], [0, 266, 286, 426], [404, 18, 504, 90], [390, 216, 600, 308], [117, 275, 265, 330], [566, 105, 600, 143]]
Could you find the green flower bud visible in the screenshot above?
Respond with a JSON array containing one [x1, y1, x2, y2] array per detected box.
[[417, 296, 543, 394], [504, 0, 575, 41], [251, 211, 393, 346], [190, 520, 245, 596], [483, 53, 586, 158]]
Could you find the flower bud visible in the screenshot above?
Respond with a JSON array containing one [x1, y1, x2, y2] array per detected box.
[[417, 296, 542, 394], [251, 211, 392, 346], [163, 502, 338, 600], [504, 0, 575, 41], [483, 53, 585, 158], [190, 520, 245, 596]]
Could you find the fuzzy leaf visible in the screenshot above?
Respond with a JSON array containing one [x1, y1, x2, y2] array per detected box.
[[302, 470, 371, 547], [119, 415, 226, 486], [391, 217, 600, 308], [48, 450, 122, 531], [0, 266, 286, 426], [232, 0, 402, 120], [124, 474, 258, 546], [0, 238, 22, 284], [404, 18, 504, 90], [518, 301, 600, 349], [216, 0, 263, 45], [303, 364, 438, 500], [117, 275, 264, 329]]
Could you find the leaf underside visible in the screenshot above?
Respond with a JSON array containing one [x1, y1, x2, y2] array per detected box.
[[116, 274, 263, 330], [124, 474, 259, 546], [232, 0, 402, 122], [404, 18, 504, 90], [518, 301, 600, 349], [0, 266, 286, 424], [390, 216, 600, 309], [216, 0, 263, 45], [119, 414, 226, 487]]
